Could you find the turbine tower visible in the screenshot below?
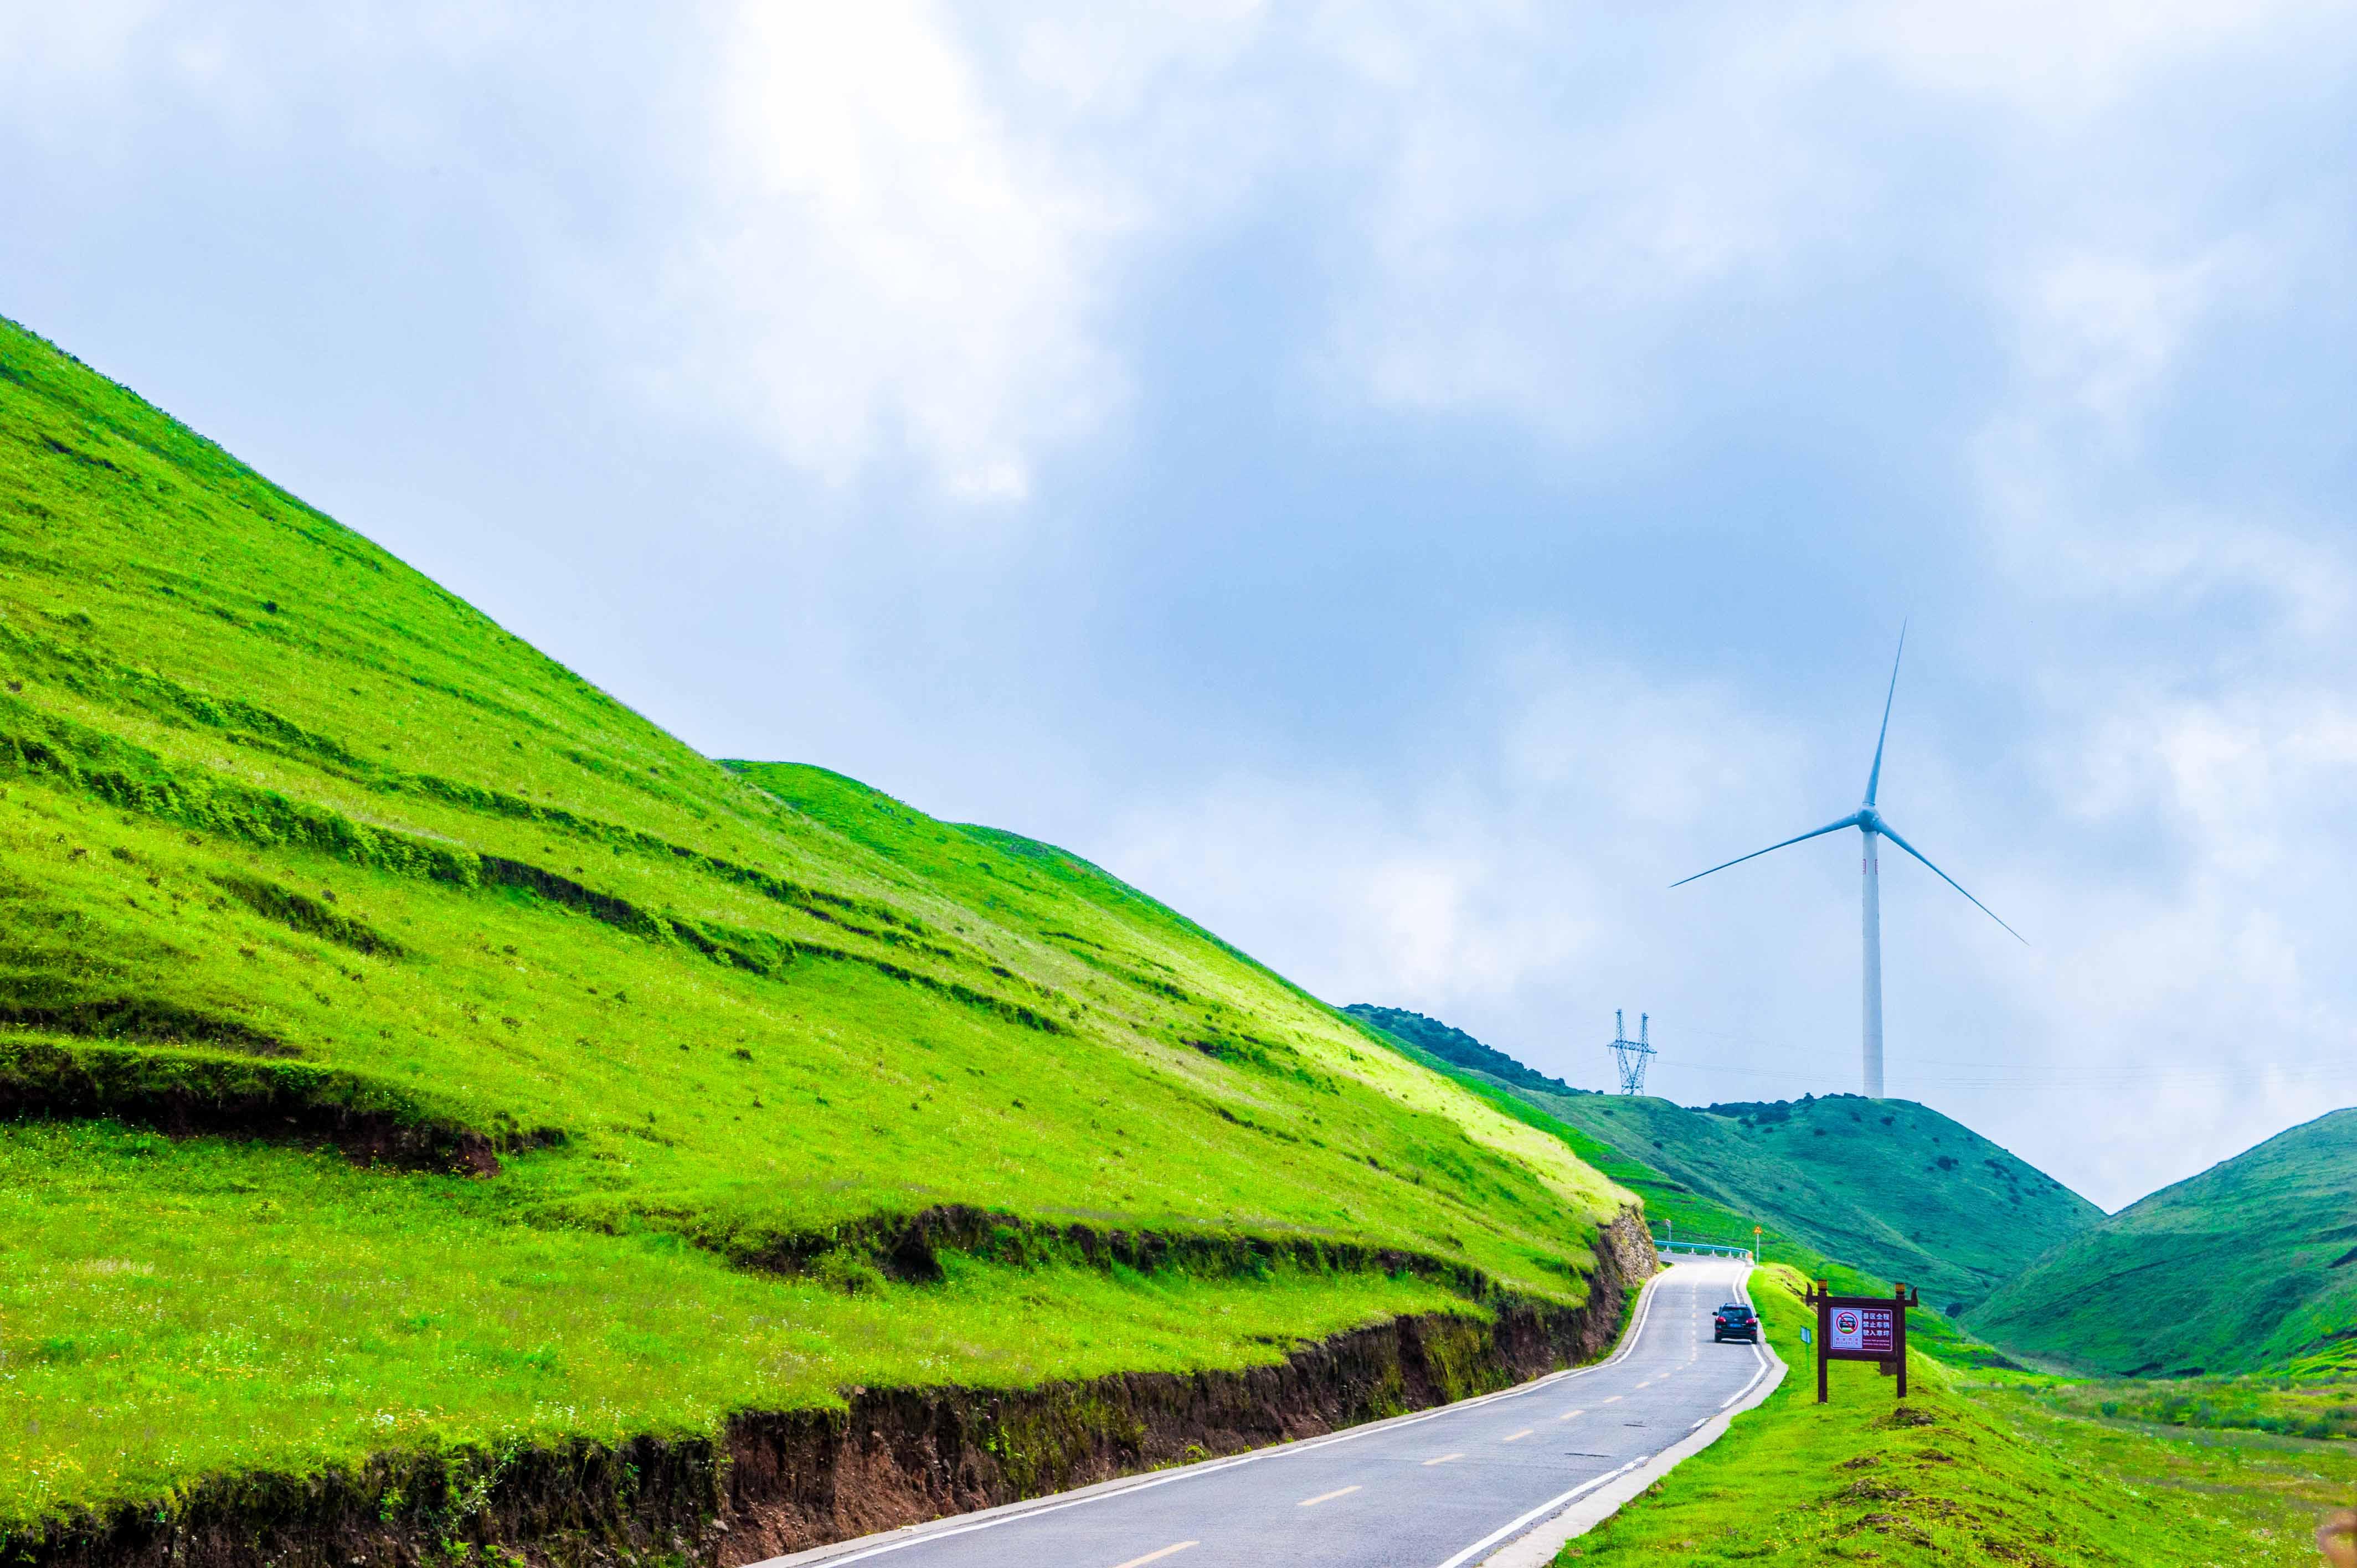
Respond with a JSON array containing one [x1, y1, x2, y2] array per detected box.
[[1671, 629, 2024, 1097]]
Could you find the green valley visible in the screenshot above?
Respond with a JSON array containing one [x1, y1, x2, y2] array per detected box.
[[1970, 1107, 2357, 1378]]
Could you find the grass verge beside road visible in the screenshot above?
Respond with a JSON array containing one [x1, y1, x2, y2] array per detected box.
[[1556, 1265, 2357, 1565]]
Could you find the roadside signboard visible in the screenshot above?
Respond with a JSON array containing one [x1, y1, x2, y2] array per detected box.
[[1802, 1283, 1918, 1403]]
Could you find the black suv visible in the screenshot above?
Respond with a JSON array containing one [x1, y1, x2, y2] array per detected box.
[[1712, 1302, 1759, 1343]]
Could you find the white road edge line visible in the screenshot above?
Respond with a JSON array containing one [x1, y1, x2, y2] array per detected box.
[[751, 1263, 1681, 1567], [1425, 1461, 1644, 1568], [1470, 1262, 1787, 1568]]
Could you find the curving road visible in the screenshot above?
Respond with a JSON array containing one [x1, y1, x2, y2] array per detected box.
[[762, 1259, 1776, 1568]]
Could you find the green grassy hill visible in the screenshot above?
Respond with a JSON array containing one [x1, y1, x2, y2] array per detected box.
[[1347, 1008, 2098, 1316], [1563, 1263, 2357, 1567], [0, 316, 1634, 1531], [1337, 1013, 2021, 1370], [1537, 1094, 2099, 1317], [1969, 1108, 2357, 1377]]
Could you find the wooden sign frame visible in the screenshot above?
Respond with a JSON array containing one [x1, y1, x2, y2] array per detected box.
[[1802, 1282, 1919, 1403]]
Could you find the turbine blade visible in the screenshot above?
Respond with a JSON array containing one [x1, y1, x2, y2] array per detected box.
[[1875, 821, 2027, 944], [1670, 813, 1863, 888], [1864, 621, 1907, 807]]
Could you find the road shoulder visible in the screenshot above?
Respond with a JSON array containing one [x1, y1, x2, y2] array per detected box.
[[753, 1268, 1677, 1568], [1477, 1265, 1783, 1567]]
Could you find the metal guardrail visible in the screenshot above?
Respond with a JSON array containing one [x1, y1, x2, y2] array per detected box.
[[1656, 1240, 1757, 1261]]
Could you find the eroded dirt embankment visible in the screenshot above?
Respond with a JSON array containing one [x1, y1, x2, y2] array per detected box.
[[6, 1209, 1654, 1568], [0, 1036, 554, 1174]]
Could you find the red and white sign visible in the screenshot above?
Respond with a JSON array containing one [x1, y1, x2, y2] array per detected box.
[[1830, 1304, 1895, 1354]]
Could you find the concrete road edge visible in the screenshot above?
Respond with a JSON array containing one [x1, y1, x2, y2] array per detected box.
[[1476, 1267, 1785, 1568]]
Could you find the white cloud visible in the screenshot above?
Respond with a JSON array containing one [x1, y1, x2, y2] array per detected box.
[[642, 2, 1129, 499], [1098, 613, 2357, 1208], [1305, 0, 2356, 443], [2014, 249, 2246, 430], [1101, 638, 1815, 1051], [1109, 772, 1599, 1006], [1315, 9, 1843, 437], [1860, 0, 2351, 118]]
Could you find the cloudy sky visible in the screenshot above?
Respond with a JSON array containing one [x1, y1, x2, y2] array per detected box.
[[7, 2, 2355, 1211]]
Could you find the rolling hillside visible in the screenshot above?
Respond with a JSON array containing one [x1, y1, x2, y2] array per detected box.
[[1350, 1007, 2098, 1316], [0, 316, 1638, 1540], [1539, 1094, 2098, 1316], [1969, 1107, 2357, 1376]]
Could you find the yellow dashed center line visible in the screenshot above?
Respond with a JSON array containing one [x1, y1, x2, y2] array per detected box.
[[1601, 1394, 1623, 1404], [1423, 1452, 1465, 1467], [1558, 1409, 1586, 1421], [1111, 1545, 1197, 1568], [1502, 1428, 1533, 1443], [1298, 1486, 1361, 1507]]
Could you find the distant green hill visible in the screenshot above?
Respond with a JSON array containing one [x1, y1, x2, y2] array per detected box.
[[1348, 1006, 2099, 1316], [1969, 1108, 2357, 1377], [1341, 1004, 1589, 1097], [0, 315, 1632, 1533], [1516, 1092, 2098, 1317], [1345, 1012, 2022, 1367]]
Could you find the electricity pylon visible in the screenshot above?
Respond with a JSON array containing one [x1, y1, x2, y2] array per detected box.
[[1608, 1009, 1656, 1096]]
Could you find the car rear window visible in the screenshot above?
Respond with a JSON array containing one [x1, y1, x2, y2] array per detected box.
[[1721, 1304, 1754, 1317]]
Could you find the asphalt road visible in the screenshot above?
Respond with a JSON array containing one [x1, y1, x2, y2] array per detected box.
[[767, 1258, 1772, 1568]]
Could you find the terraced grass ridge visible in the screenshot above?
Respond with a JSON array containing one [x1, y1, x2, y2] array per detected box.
[[1558, 1265, 2357, 1566], [1970, 1107, 2357, 1378], [1350, 1005, 2101, 1317], [0, 316, 1638, 1536]]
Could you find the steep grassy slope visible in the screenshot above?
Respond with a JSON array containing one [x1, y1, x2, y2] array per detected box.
[[1970, 1108, 2357, 1377], [1347, 1006, 2097, 1314], [0, 316, 1632, 1530], [1561, 1266, 2357, 1566]]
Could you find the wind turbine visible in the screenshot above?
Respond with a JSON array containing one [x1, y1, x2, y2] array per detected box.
[[1671, 630, 2024, 1098]]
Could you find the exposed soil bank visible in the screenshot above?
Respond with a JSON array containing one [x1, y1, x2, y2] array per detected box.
[[720, 1204, 1652, 1562], [0, 1036, 557, 1175], [725, 1201, 1501, 1293], [3, 1209, 1653, 1568]]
